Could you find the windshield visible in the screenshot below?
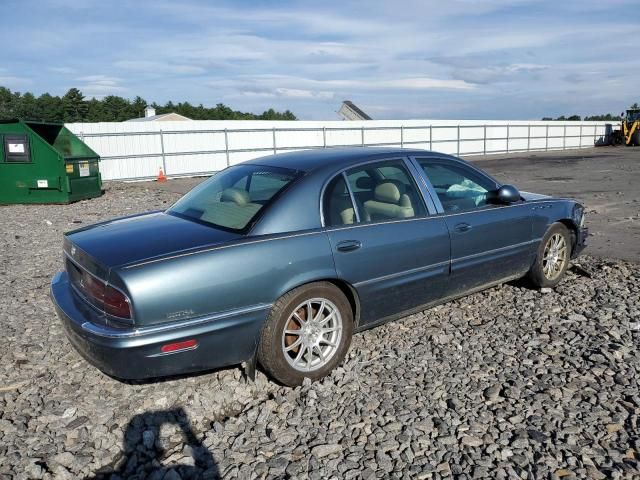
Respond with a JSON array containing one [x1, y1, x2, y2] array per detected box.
[[168, 164, 299, 231]]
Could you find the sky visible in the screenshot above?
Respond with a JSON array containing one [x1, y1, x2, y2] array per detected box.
[[1, 0, 639, 120]]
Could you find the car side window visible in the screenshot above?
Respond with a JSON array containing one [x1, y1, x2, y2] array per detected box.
[[345, 160, 426, 223], [417, 160, 496, 213], [323, 174, 356, 226]]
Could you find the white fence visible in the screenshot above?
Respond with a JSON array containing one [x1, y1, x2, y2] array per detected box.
[[65, 119, 611, 181]]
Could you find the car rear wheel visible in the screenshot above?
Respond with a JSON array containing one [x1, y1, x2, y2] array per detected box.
[[258, 282, 353, 386], [527, 223, 572, 288]]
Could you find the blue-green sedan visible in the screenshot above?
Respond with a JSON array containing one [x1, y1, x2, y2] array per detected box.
[[50, 148, 587, 386]]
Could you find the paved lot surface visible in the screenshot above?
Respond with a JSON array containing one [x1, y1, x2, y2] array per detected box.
[[0, 148, 639, 479]]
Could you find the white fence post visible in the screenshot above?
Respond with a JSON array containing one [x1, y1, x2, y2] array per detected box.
[[483, 125, 487, 155], [400, 125, 404, 148], [545, 125, 549, 151], [159, 129, 167, 174], [429, 125, 433, 151], [579, 123, 583, 148], [224, 129, 230, 166], [506, 124, 510, 154], [272, 127, 277, 154]]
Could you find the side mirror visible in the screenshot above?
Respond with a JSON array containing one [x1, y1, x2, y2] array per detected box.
[[494, 184, 521, 204]]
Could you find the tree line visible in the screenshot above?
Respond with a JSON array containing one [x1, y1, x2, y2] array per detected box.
[[0, 87, 297, 123], [542, 103, 640, 121]]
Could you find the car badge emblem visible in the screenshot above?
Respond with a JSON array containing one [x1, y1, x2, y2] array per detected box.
[[71, 246, 76, 256]]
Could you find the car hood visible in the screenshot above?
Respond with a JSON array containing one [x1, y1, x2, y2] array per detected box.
[[520, 191, 551, 201], [66, 211, 241, 268]]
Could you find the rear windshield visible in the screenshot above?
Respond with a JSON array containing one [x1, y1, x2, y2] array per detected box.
[[168, 164, 299, 232]]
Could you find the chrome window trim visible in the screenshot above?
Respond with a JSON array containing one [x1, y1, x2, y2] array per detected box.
[[323, 200, 558, 232], [81, 303, 273, 338], [403, 157, 438, 214], [323, 213, 441, 233], [319, 156, 431, 228], [342, 171, 361, 223]]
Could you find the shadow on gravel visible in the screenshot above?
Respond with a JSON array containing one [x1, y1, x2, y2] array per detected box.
[[507, 263, 594, 290], [90, 407, 219, 480]]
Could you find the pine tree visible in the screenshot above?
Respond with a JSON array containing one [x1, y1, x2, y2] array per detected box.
[[62, 88, 88, 122]]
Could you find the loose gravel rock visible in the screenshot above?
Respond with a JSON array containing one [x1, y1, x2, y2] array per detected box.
[[1, 182, 639, 479]]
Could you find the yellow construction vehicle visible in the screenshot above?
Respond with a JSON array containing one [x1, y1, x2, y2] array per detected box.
[[611, 108, 640, 145]]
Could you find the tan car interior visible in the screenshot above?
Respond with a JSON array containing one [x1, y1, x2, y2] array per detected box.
[[362, 181, 415, 221], [200, 188, 262, 229], [326, 180, 357, 225]]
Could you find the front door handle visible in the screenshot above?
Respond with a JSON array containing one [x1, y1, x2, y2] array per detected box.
[[336, 240, 362, 252], [454, 222, 472, 233]]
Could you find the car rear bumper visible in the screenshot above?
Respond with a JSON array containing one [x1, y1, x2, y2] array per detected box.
[[50, 271, 269, 380], [572, 226, 588, 258]]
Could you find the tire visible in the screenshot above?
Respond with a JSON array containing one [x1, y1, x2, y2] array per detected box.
[[632, 131, 640, 146], [257, 282, 354, 386], [527, 223, 572, 288]]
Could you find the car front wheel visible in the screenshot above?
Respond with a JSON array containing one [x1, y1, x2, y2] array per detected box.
[[527, 223, 572, 288], [257, 282, 354, 386]]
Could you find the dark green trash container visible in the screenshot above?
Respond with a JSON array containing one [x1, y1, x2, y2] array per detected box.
[[0, 119, 103, 204]]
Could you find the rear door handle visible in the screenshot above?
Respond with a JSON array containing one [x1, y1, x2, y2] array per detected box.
[[336, 240, 362, 252], [454, 222, 472, 233]]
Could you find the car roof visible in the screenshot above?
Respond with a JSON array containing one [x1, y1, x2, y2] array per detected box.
[[243, 147, 446, 173]]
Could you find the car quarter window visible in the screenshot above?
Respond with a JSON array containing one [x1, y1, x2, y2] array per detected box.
[[323, 174, 357, 227], [343, 159, 427, 223], [416, 159, 497, 213]]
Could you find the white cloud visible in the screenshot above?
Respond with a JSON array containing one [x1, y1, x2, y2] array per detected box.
[[48, 66, 76, 75], [114, 60, 206, 75], [275, 88, 335, 99], [0, 75, 32, 88], [76, 75, 126, 98], [377, 78, 475, 90]]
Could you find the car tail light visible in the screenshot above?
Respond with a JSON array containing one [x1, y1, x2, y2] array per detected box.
[[103, 285, 131, 319], [67, 258, 132, 319]]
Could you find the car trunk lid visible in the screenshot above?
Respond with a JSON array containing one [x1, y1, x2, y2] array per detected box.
[[65, 211, 241, 268]]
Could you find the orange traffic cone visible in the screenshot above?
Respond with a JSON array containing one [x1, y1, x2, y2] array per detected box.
[[157, 167, 167, 182]]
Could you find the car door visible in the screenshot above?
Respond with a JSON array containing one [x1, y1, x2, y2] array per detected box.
[[410, 156, 534, 295], [322, 158, 450, 326]]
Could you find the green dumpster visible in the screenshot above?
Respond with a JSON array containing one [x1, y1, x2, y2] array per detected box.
[[0, 119, 103, 204]]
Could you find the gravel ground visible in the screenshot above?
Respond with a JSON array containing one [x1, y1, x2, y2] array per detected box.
[[1, 182, 639, 479]]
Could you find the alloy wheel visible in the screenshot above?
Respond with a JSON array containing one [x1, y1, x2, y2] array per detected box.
[[542, 233, 568, 280], [281, 298, 343, 372]]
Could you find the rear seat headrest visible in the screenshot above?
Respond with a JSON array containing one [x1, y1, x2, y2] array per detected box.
[[374, 182, 401, 203], [355, 176, 374, 190], [221, 188, 250, 206]]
